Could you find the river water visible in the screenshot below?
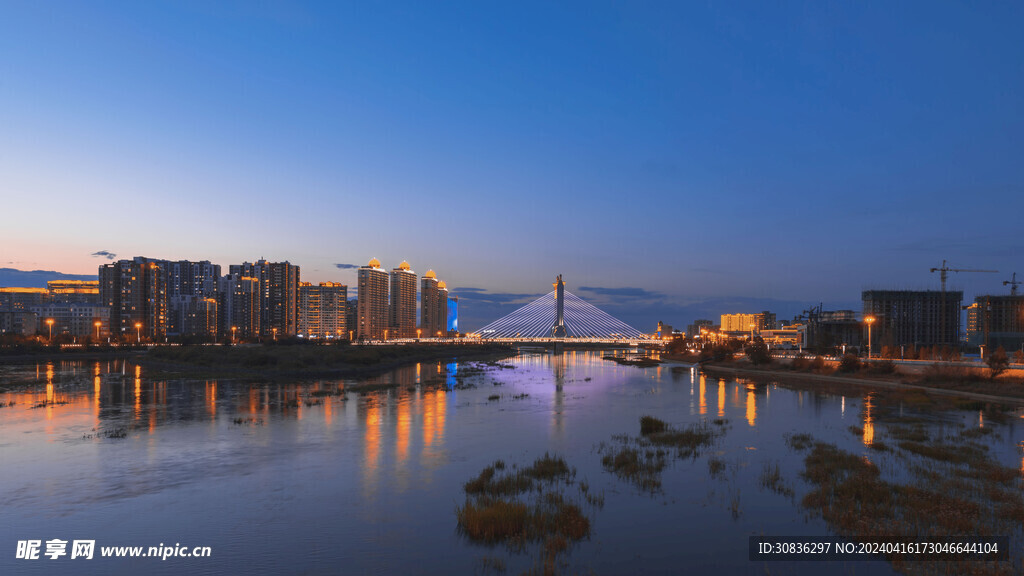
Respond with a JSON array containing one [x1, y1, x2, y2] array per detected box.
[[1, 350, 1021, 575]]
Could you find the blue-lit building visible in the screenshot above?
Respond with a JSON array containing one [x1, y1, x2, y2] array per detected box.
[[447, 296, 458, 335]]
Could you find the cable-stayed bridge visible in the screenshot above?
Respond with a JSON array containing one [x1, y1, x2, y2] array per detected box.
[[475, 278, 648, 342]]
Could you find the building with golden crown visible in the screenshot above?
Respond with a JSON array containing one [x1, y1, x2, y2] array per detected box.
[[420, 271, 450, 338], [389, 261, 417, 339], [357, 258, 389, 340]]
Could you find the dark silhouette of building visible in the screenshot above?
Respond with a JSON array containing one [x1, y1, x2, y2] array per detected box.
[[862, 290, 962, 350]]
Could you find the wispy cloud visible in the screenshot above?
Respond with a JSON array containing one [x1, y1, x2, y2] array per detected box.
[[91, 250, 117, 261], [577, 286, 663, 299], [334, 263, 359, 270]]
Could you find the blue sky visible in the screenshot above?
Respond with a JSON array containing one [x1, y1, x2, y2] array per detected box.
[[2, 1, 1022, 330]]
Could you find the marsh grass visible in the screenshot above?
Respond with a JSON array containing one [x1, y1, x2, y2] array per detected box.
[[785, 433, 814, 451], [799, 431, 1024, 576], [600, 417, 723, 493], [456, 454, 598, 575], [759, 462, 794, 498]]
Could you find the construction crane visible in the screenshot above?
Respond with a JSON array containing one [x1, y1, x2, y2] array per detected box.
[[929, 260, 998, 292], [929, 260, 997, 347], [1004, 272, 1020, 296]]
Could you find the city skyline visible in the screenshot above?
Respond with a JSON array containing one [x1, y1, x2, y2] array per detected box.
[[2, 2, 1023, 330]]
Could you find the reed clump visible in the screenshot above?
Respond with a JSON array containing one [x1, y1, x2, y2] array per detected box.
[[456, 454, 599, 575]]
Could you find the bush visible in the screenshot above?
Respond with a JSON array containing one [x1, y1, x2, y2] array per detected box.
[[744, 338, 771, 365], [810, 356, 826, 373], [838, 354, 861, 373], [987, 346, 1009, 379], [866, 359, 896, 375]]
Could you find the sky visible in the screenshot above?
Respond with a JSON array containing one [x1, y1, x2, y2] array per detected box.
[[2, 1, 1023, 331]]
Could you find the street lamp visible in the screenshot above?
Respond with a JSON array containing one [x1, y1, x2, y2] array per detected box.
[[94, 320, 101, 339], [417, 328, 421, 340], [272, 327, 277, 341], [231, 326, 237, 344], [384, 329, 388, 341], [46, 318, 54, 341], [864, 316, 876, 359], [135, 322, 142, 344]]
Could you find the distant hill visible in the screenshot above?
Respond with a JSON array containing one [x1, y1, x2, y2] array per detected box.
[[0, 268, 98, 288]]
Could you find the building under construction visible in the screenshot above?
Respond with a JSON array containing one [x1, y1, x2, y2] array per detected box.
[[966, 295, 1024, 352], [862, 290, 962, 349]]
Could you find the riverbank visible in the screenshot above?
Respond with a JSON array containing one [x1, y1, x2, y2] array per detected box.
[[138, 342, 517, 381], [702, 362, 1024, 406]]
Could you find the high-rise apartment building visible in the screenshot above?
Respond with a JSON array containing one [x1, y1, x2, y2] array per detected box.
[[357, 258, 388, 340], [99, 257, 167, 339], [218, 274, 261, 339], [862, 290, 962, 349], [966, 295, 1024, 351], [436, 281, 449, 338], [299, 282, 347, 339], [229, 260, 300, 337], [389, 262, 417, 339], [421, 270, 441, 337], [420, 270, 451, 338]]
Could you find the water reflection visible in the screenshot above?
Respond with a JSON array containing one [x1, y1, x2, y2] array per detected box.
[[862, 394, 874, 446], [745, 384, 756, 427]]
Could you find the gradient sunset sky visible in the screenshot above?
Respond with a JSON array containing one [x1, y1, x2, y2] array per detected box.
[[2, 1, 1022, 329]]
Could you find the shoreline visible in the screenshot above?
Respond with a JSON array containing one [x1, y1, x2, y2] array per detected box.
[[701, 363, 1024, 406]]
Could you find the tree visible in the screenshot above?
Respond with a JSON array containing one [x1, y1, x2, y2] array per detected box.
[[744, 337, 771, 365], [838, 353, 861, 373], [986, 346, 1009, 379], [1014, 349, 1024, 365]]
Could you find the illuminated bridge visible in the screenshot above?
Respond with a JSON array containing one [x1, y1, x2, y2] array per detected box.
[[475, 277, 648, 342]]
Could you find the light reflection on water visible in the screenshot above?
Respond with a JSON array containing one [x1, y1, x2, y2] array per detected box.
[[0, 352, 1021, 575]]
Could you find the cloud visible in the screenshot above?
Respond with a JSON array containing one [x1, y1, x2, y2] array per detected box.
[[91, 250, 117, 261], [334, 263, 359, 270], [577, 286, 664, 299]]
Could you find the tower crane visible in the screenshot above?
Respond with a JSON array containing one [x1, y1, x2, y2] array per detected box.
[[929, 260, 997, 347], [1004, 272, 1020, 296], [929, 260, 998, 292]]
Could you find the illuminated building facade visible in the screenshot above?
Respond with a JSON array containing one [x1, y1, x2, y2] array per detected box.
[[420, 270, 442, 338], [46, 280, 101, 304], [229, 260, 300, 337], [389, 262, 417, 339], [99, 257, 168, 339], [720, 312, 775, 332], [357, 258, 389, 339], [218, 274, 261, 338], [436, 281, 449, 338], [167, 296, 218, 338], [447, 296, 458, 335], [299, 282, 348, 339]]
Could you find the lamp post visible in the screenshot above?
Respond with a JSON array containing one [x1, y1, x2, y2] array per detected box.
[[384, 329, 388, 342], [231, 326, 237, 344], [864, 316, 876, 359], [417, 328, 421, 340], [46, 318, 54, 341], [272, 327, 277, 341], [135, 322, 142, 344], [94, 321, 101, 339]]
